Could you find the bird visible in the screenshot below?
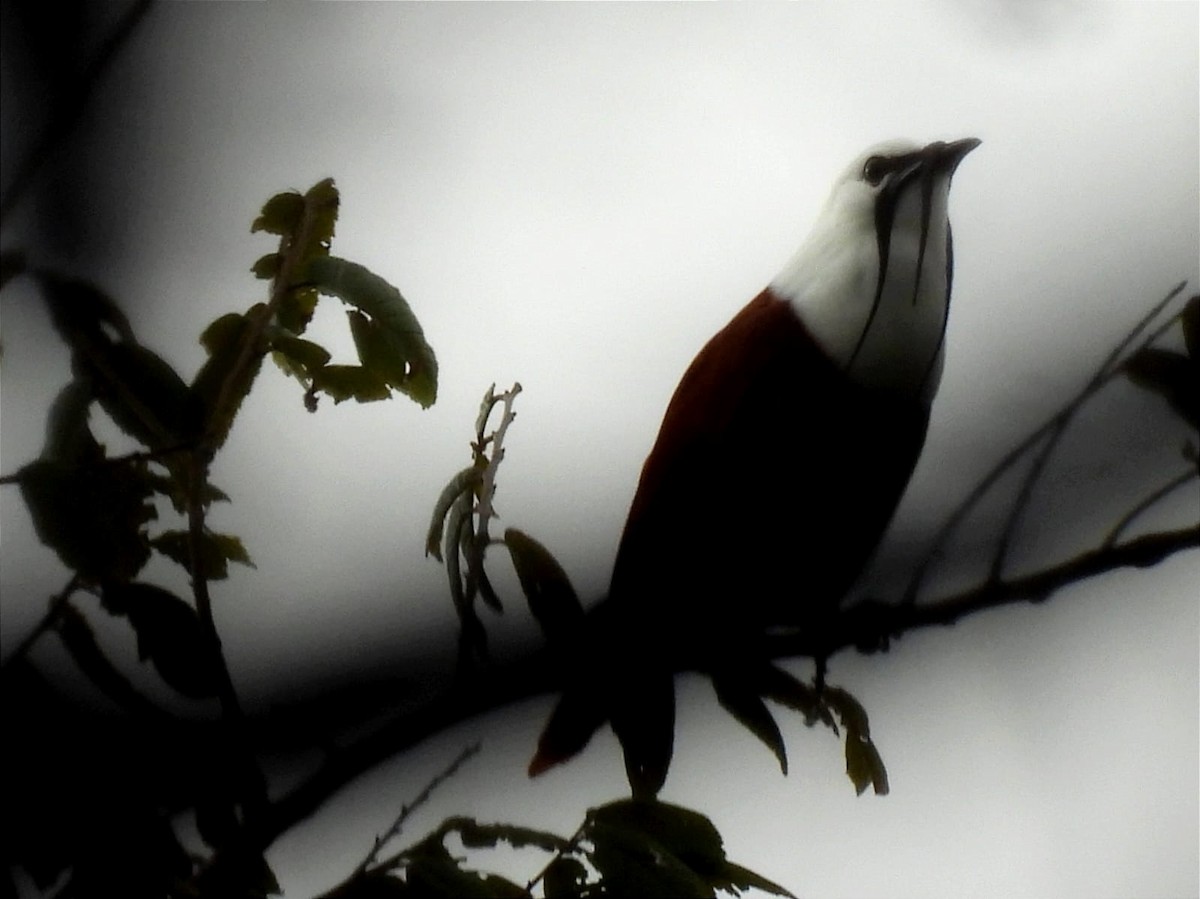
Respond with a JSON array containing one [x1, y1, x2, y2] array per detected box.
[[530, 137, 980, 797]]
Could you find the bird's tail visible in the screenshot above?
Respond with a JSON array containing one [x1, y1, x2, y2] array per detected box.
[[528, 601, 676, 798]]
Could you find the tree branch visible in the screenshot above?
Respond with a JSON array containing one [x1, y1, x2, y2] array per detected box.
[[780, 525, 1200, 659], [247, 523, 1199, 853]]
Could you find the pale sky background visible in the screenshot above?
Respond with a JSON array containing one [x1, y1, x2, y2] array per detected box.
[[1, 3, 1198, 898]]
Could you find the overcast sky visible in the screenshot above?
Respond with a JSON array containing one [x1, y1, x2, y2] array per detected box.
[[1, 3, 1198, 898]]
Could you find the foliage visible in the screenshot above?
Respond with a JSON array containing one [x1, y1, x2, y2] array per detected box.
[[322, 798, 794, 899], [5, 8, 1194, 898]]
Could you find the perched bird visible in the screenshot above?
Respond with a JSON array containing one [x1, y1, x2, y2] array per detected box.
[[531, 137, 980, 797]]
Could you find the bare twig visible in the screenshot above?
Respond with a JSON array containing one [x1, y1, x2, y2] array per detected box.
[[905, 281, 1190, 602], [526, 817, 588, 896], [1103, 468, 1199, 549], [987, 282, 1190, 582], [352, 742, 482, 878], [814, 524, 1200, 658]]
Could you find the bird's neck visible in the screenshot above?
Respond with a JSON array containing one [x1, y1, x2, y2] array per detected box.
[[770, 185, 951, 406]]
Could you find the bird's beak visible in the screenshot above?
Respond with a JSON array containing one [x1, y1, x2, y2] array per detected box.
[[926, 137, 981, 174]]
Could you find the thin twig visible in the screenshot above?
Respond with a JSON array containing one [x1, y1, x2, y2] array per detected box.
[[987, 282, 1191, 582], [184, 453, 268, 822], [526, 817, 588, 896], [473, 383, 522, 550], [351, 742, 482, 878], [815, 524, 1200, 658], [905, 282, 1190, 602], [1103, 468, 1199, 549]]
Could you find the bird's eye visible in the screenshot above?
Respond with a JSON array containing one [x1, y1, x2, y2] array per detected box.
[[862, 156, 888, 186]]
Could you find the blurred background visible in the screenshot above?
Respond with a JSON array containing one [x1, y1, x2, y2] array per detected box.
[[2, 2, 1197, 897]]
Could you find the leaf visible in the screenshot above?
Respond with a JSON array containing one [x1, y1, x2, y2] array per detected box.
[[17, 458, 154, 583], [192, 308, 268, 448], [583, 800, 796, 898], [251, 191, 306, 236], [55, 602, 166, 717], [585, 816, 714, 898], [271, 333, 332, 381], [303, 177, 340, 255], [252, 252, 282, 280], [426, 467, 482, 560], [442, 816, 568, 854], [712, 672, 788, 774], [151, 529, 254, 580], [42, 379, 101, 465], [303, 255, 438, 408], [844, 731, 890, 797], [84, 340, 201, 450], [588, 800, 724, 874], [401, 839, 526, 898], [104, 582, 221, 698], [825, 686, 890, 796], [758, 663, 839, 734], [310, 364, 391, 404], [543, 857, 588, 898], [1124, 347, 1198, 428], [503, 528, 583, 643], [39, 275, 135, 346]]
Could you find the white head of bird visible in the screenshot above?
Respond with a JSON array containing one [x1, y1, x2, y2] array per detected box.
[[771, 137, 980, 404]]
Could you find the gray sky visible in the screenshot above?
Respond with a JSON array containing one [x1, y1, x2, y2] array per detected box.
[[1, 3, 1198, 897]]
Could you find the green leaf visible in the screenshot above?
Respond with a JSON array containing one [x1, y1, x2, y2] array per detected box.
[[104, 582, 221, 698], [279, 285, 321, 336], [151, 529, 254, 580], [503, 527, 583, 643], [252, 252, 282, 280], [303, 255, 438, 408], [844, 731, 890, 797], [586, 818, 714, 897], [192, 308, 268, 447], [825, 686, 890, 796], [86, 341, 201, 450], [584, 800, 796, 898], [1124, 347, 1198, 428], [310, 364, 391, 404], [712, 673, 788, 774], [426, 466, 482, 560], [303, 177, 340, 255], [442, 817, 567, 854], [251, 191, 306, 236], [271, 333, 332, 381], [17, 458, 154, 583]]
